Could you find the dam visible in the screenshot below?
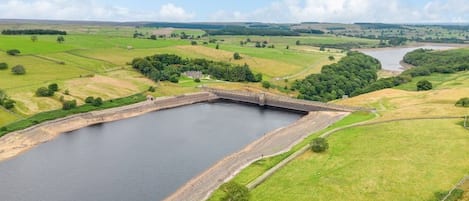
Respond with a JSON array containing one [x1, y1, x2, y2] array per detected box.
[[0, 89, 365, 201]]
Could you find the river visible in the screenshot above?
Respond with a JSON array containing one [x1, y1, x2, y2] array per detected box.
[[0, 102, 302, 201], [359, 45, 457, 71]]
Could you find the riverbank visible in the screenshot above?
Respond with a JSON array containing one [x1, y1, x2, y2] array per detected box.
[[0, 92, 216, 162]]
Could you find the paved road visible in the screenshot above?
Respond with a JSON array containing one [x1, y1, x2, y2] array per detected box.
[[164, 111, 349, 201]]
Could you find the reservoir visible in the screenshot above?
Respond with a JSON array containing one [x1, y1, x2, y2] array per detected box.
[[359, 45, 455, 71], [0, 102, 302, 201]]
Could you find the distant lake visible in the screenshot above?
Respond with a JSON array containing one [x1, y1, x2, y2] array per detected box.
[[359, 45, 456, 71], [0, 102, 302, 201]]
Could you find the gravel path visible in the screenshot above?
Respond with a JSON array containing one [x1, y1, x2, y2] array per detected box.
[[164, 111, 349, 201]]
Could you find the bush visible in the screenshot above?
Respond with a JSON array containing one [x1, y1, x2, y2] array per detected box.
[[2, 99, 15, 109], [92, 97, 103, 106], [36, 87, 54, 97], [169, 75, 179, 83], [148, 86, 156, 92], [85, 96, 95, 104], [0, 62, 8, 70], [194, 78, 201, 83], [11, 65, 26, 75], [455, 97, 469, 107], [416, 80, 432, 91], [48, 83, 59, 92], [311, 137, 329, 153], [233, 52, 242, 60], [262, 81, 271, 89], [62, 100, 77, 110], [220, 181, 249, 201], [6, 49, 20, 56]]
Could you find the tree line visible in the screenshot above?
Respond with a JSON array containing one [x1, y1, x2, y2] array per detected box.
[[1, 29, 67, 35], [206, 26, 300, 36], [131, 54, 262, 83], [292, 51, 381, 102]]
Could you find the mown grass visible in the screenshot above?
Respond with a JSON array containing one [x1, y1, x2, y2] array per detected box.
[[207, 111, 375, 201], [0, 93, 146, 137], [394, 71, 469, 91], [250, 119, 469, 201]]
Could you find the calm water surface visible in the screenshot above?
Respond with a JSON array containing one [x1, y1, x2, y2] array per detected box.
[[359, 45, 455, 71], [0, 102, 302, 201]]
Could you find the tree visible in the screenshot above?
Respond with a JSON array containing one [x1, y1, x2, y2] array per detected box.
[[262, 81, 271, 89], [36, 87, 54, 97], [0, 62, 8, 70], [194, 78, 201, 83], [319, 46, 325, 51], [216, 44, 220, 49], [150, 35, 157, 40], [2, 99, 15, 109], [296, 40, 301, 45], [148, 86, 156, 92], [220, 181, 249, 201], [57, 36, 65, 43], [286, 45, 289, 49], [85, 96, 95, 104], [31, 35, 38, 42], [191, 40, 197, 45], [11, 65, 26, 75], [48, 83, 59, 92], [92, 97, 103, 106], [6, 49, 20, 56], [416, 80, 432, 91], [233, 52, 242, 60], [311, 137, 329, 153], [328, 55, 335, 61], [62, 100, 77, 110]]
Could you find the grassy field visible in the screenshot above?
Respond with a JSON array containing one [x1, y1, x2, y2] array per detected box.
[[251, 119, 469, 201]]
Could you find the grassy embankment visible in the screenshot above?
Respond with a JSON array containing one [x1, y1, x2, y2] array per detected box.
[[241, 70, 469, 201]]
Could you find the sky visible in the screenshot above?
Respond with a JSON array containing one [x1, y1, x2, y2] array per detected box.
[[0, 0, 468, 23]]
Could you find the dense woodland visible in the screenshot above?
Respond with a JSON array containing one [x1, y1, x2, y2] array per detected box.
[[131, 54, 262, 83], [403, 48, 469, 76], [292, 51, 381, 101], [205, 26, 300, 36], [1, 29, 67, 35]]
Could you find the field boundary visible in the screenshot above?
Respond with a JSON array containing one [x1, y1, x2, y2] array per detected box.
[[441, 175, 468, 201]]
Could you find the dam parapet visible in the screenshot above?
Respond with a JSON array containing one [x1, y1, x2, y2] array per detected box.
[[204, 88, 372, 112]]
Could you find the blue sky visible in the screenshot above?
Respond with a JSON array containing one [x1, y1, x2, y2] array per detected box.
[[0, 0, 467, 23]]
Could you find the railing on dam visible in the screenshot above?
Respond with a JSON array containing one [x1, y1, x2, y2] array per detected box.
[[203, 88, 373, 112]]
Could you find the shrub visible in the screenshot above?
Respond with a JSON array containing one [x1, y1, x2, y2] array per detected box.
[[62, 100, 77, 110], [169, 75, 179, 83], [455, 97, 469, 107], [0, 62, 8, 70], [233, 52, 242, 60], [194, 78, 201, 83], [6, 49, 20, 56], [48, 83, 59, 92], [85, 96, 95, 104], [11, 65, 26, 75], [416, 80, 432, 91], [148, 86, 156, 92], [311, 137, 329, 153], [262, 81, 271, 89], [220, 181, 249, 201], [92, 97, 103, 106], [36, 87, 54, 97], [2, 99, 15, 109]]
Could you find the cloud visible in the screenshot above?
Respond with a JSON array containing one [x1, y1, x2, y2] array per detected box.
[[210, 0, 469, 23], [0, 0, 194, 21]]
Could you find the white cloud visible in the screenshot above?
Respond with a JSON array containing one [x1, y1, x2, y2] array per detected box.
[[0, 0, 194, 21], [210, 0, 469, 23]]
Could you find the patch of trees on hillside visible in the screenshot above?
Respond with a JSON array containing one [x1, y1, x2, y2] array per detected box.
[[292, 51, 381, 101], [403, 48, 469, 76], [1, 29, 67, 35], [206, 26, 300, 36], [131, 54, 262, 83]]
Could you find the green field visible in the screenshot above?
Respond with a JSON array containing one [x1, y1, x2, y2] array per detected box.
[[250, 119, 469, 201]]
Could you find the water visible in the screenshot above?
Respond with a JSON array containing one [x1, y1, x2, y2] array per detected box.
[[0, 102, 302, 201], [359, 45, 456, 71]]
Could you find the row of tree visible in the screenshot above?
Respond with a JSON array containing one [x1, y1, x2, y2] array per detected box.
[[292, 51, 381, 101], [1, 29, 67, 35], [131, 54, 262, 83], [206, 26, 300, 36]]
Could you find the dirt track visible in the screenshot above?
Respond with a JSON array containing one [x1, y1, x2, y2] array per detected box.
[[164, 111, 349, 201]]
